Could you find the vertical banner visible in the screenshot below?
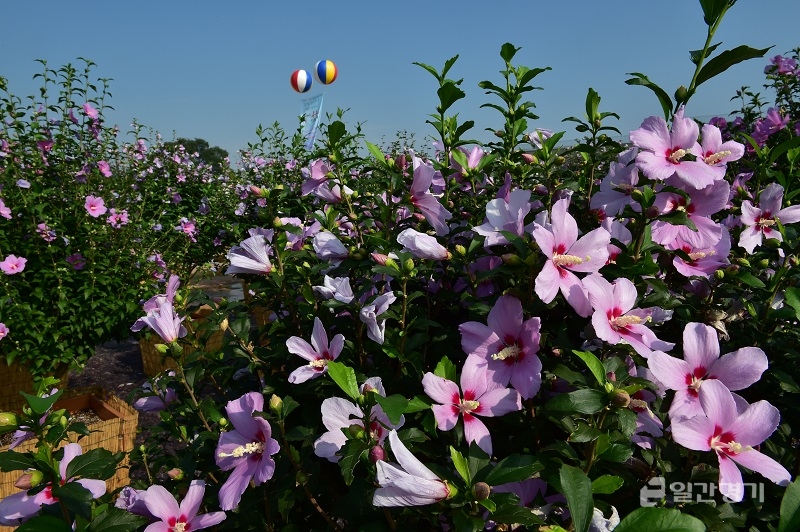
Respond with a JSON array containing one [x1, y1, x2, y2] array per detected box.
[[301, 93, 324, 150]]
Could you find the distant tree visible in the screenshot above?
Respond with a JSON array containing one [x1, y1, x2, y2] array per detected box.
[[165, 137, 229, 169]]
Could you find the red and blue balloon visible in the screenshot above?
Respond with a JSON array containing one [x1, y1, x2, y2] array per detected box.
[[290, 69, 312, 93]]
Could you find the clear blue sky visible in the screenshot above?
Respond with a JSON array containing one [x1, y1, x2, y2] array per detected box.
[[2, 1, 799, 159]]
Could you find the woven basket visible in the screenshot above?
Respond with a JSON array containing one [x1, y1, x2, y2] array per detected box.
[[0, 362, 70, 412], [138, 305, 226, 377], [0, 386, 138, 522]]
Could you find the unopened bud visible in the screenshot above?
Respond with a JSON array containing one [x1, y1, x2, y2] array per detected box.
[[645, 206, 661, 219], [59, 415, 68, 428], [533, 184, 548, 196], [14, 471, 44, 490], [714, 269, 725, 280], [554, 156, 566, 165], [167, 468, 184, 481], [155, 343, 169, 354], [472, 482, 491, 501], [348, 424, 366, 439], [675, 85, 689, 103], [607, 372, 616, 382], [765, 238, 781, 249], [494, 130, 504, 138], [384, 257, 399, 270], [170, 342, 183, 358], [610, 390, 631, 408], [371, 253, 389, 266], [395, 154, 406, 169], [296, 470, 309, 486], [218, 417, 229, 428], [758, 258, 770, 268], [249, 185, 265, 197], [455, 244, 467, 257], [269, 394, 283, 414], [219, 318, 229, 332], [0, 412, 18, 429], [521, 153, 537, 164], [139, 445, 147, 454], [501, 253, 522, 266], [403, 258, 415, 273], [735, 257, 751, 268], [369, 445, 386, 463], [631, 189, 644, 201], [273, 216, 283, 227]]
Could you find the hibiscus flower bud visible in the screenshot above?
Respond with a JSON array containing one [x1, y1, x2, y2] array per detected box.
[[714, 269, 725, 280], [296, 470, 309, 486], [472, 482, 491, 501], [735, 258, 751, 268], [631, 189, 644, 201], [533, 184, 548, 196], [384, 257, 399, 270], [369, 445, 385, 463], [674, 85, 689, 104], [167, 468, 184, 481], [348, 424, 366, 439], [645, 206, 661, 219], [273, 216, 283, 227], [218, 417, 229, 428], [371, 253, 389, 266], [501, 253, 522, 266], [155, 343, 169, 354], [14, 470, 44, 490], [269, 394, 283, 414], [610, 389, 631, 408], [0, 412, 18, 429], [521, 153, 537, 164], [403, 258, 415, 273], [765, 238, 781, 248]]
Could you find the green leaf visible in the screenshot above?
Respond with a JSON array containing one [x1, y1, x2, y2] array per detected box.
[[731, 271, 766, 289], [326, 361, 360, 401], [482, 454, 543, 486], [374, 394, 408, 426], [51, 481, 94, 520], [489, 503, 544, 527], [592, 474, 624, 494], [20, 389, 63, 415], [768, 136, 800, 167], [689, 42, 721, 65], [500, 42, 520, 63], [598, 443, 634, 463], [88, 507, 149, 532], [572, 350, 608, 386], [698, 0, 727, 26], [338, 439, 369, 486], [545, 389, 607, 414], [0, 450, 36, 473], [365, 140, 386, 163], [779, 478, 800, 532], [17, 516, 73, 532], [450, 446, 471, 484], [434, 356, 457, 382], [559, 464, 594, 532], [658, 210, 697, 232], [625, 72, 673, 119], [437, 82, 466, 114], [65, 447, 119, 481], [695, 45, 772, 87], [614, 507, 706, 532], [404, 396, 432, 413]]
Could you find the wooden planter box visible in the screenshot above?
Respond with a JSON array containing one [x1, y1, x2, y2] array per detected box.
[[0, 362, 70, 412], [0, 387, 138, 506], [138, 304, 226, 377]]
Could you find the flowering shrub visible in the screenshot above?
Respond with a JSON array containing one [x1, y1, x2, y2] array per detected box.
[[2, 2, 800, 531], [0, 61, 242, 380]]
